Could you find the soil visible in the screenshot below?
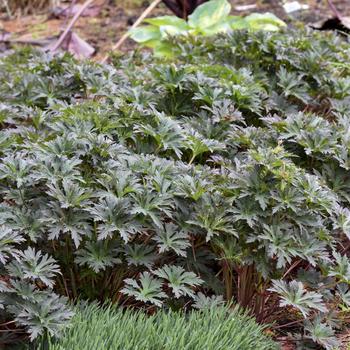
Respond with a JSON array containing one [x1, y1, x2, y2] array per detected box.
[[0, 0, 350, 60]]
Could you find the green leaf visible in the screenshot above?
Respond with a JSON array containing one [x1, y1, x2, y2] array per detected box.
[[75, 241, 121, 273], [270, 280, 328, 318], [153, 223, 190, 257], [14, 292, 74, 341], [145, 16, 189, 39], [129, 26, 161, 43], [0, 226, 24, 264], [305, 318, 339, 350], [244, 13, 286, 31], [199, 20, 232, 36], [188, 0, 231, 30], [145, 16, 188, 28], [228, 16, 249, 30], [328, 252, 350, 283], [154, 265, 203, 298], [121, 272, 166, 307], [124, 244, 157, 268], [193, 292, 224, 309], [7, 247, 60, 288], [153, 42, 177, 57]]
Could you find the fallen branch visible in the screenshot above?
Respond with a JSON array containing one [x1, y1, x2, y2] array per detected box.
[[1, 38, 54, 46], [50, 0, 94, 52], [101, 0, 162, 64]]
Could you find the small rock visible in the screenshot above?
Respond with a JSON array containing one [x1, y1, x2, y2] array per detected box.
[[283, 1, 309, 13]]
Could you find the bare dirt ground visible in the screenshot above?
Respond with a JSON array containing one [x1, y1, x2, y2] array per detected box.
[[0, 0, 350, 60]]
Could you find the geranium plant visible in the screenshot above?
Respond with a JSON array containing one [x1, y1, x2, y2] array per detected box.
[[0, 27, 350, 350]]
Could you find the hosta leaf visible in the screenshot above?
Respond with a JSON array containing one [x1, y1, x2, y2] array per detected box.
[[199, 21, 232, 36], [129, 26, 161, 43], [188, 0, 231, 30], [145, 16, 189, 39], [244, 13, 286, 31], [153, 42, 178, 58], [229, 16, 248, 30], [145, 16, 188, 28]]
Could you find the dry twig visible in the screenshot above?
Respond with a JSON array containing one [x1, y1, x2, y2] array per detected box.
[[50, 0, 94, 52], [101, 0, 162, 63]]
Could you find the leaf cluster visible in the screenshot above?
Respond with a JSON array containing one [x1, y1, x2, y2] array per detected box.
[[129, 0, 286, 57]]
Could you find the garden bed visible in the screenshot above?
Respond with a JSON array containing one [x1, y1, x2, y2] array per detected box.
[[1, 3, 350, 349], [1, 0, 350, 59]]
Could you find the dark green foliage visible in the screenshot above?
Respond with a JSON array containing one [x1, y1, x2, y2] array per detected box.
[[0, 29, 350, 349], [42, 302, 278, 350]]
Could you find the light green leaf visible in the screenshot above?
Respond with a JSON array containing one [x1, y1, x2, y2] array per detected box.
[[199, 20, 232, 36], [145, 16, 189, 39], [145, 15, 188, 29], [188, 0, 231, 30], [129, 26, 161, 43], [153, 42, 177, 58], [159, 25, 188, 39], [245, 13, 286, 31], [228, 16, 249, 30]]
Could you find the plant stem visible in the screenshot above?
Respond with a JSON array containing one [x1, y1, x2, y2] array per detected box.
[[222, 260, 233, 300], [50, 0, 95, 52], [326, 0, 342, 19], [101, 0, 162, 63], [188, 154, 196, 165]]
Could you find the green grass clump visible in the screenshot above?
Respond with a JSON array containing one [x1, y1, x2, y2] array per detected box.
[[43, 303, 277, 350]]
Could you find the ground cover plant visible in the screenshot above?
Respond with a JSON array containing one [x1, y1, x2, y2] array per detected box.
[[39, 302, 277, 349], [0, 27, 350, 349]]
